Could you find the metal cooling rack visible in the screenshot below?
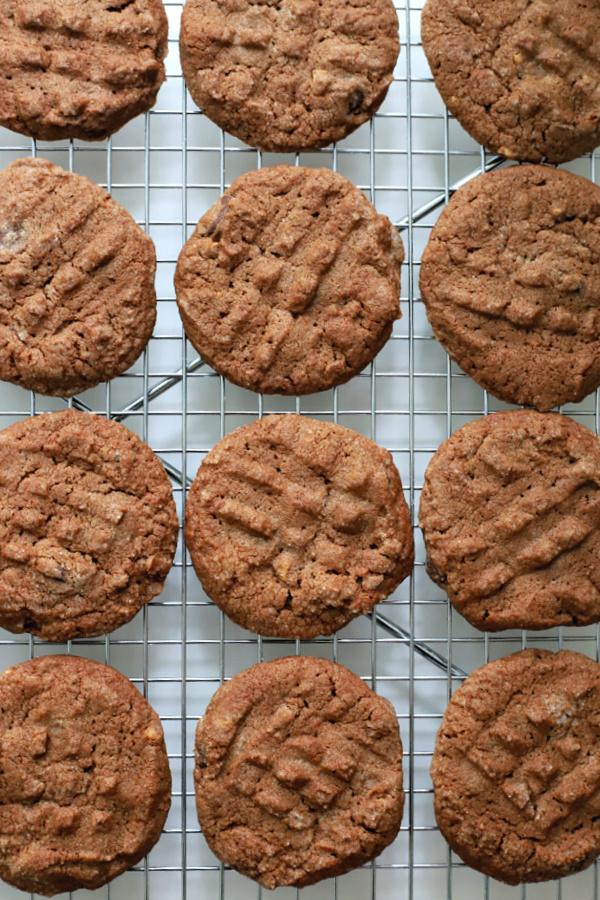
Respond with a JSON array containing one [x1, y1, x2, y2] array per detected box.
[[2, 2, 600, 899]]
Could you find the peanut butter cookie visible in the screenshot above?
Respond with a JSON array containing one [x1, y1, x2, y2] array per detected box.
[[422, 0, 600, 163], [0, 158, 158, 397], [420, 165, 600, 410], [0, 0, 168, 141], [185, 414, 413, 638], [195, 655, 404, 888], [0, 409, 179, 641], [0, 655, 171, 896], [175, 166, 403, 395], [432, 649, 600, 883], [180, 0, 398, 151]]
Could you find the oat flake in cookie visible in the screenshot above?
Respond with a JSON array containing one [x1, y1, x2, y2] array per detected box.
[[0, 409, 179, 641], [421, 0, 600, 164], [420, 165, 600, 410], [185, 414, 414, 638], [0, 0, 168, 142], [175, 166, 403, 395], [180, 0, 398, 152], [432, 649, 600, 884], [0, 158, 158, 397], [195, 656, 404, 888], [0, 655, 171, 897], [420, 410, 600, 631]]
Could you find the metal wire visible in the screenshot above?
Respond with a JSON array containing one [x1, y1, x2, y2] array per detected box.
[[2, 2, 600, 899]]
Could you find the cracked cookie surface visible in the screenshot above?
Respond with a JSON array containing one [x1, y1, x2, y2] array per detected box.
[[0, 654, 171, 897], [419, 165, 600, 410], [419, 410, 600, 631], [421, 0, 600, 163], [0, 0, 168, 141], [0, 409, 179, 641], [185, 414, 414, 638], [432, 649, 600, 884], [194, 655, 404, 888], [180, 0, 399, 152], [0, 158, 158, 397], [175, 166, 403, 395]]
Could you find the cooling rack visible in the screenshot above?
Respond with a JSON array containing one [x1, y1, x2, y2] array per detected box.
[[2, 1, 600, 899]]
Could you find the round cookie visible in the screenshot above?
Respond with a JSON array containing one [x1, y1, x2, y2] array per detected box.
[[0, 655, 171, 896], [195, 655, 404, 888], [0, 0, 168, 142], [0, 409, 179, 641], [175, 166, 403, 395], [432, 648, 600, 884], [0, 158, 158, 397], [179, 0, 399, 153], [419, 409, 600, 631], [185, 414, 414, 638], [421, 0, 600, 164], [420, 164, 600, 410]]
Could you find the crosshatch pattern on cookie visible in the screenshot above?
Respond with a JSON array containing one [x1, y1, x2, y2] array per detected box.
[[195, 656, 404, 889], [0, 0, 168, 141], [185, 414, 414, 638], [419, 165, 600, 410], [420, 410, 600, 631], [421, 0, 600, 164], [0, 409, 179, 641], [0, 655, 171, 896], [180, 0, 399, 152], [175, 166, 404, 396], [0, 158, 158, 397], [432, 649, 600, 885]]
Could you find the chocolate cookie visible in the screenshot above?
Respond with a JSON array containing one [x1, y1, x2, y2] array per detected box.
[[432, 648, 600, 884], [420, 409, 600, 631], [420, 164, 600, 410], [175, 166, 403, 395], [195, 655, 404, 888], [0, 409, 179, 641], [179, 0, 399, 152], [0, 655, 171, 896], [185, 414, 414, 638], [421, 0, 600, 164], [0, 0, 168, 141], [0, 158, 158, 397]]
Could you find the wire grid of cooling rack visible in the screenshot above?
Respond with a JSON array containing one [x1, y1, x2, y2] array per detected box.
[[2, 2, 600, 899]]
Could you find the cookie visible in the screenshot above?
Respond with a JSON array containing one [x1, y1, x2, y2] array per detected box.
[[420, 409, 600, 630], [0, 0, 168, 141], [421, 0, 600, 164], [185, 414, 414, 638], [0, 158, 158, 397], [175, 166, 403, 395], [195, 655, 404, 888], [179, 0, 399, 152], [0, 409, 179, 641], [0, 654, 171, 896], [432, 648, 600, 884], [420, 164, 600, 410]]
